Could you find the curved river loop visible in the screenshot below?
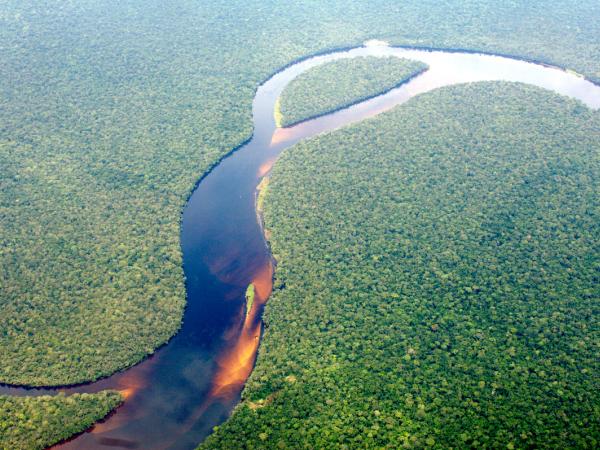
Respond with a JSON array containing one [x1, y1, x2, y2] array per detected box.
[[1, 42, 599, 449]]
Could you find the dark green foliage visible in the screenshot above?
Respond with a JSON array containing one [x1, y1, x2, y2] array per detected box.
[[278, 56, 427, 127], [202, 83, 600, 449], [1, 0, 599, 447], [0, 391, 122, 450], [1, 0, 599, 387]]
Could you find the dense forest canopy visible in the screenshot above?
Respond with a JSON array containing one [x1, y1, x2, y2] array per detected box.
[[1, 0, 598, 387], [1, 0, 600, 446], [202, 83, 600, 449], [277, 56, 427, 127], [0, 391, 122, 450]]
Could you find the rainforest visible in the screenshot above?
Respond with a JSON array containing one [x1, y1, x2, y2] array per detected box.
[[1, 1, 599, 449]]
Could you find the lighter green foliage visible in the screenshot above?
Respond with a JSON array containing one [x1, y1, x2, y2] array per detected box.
[[246, 283, 256, 316], [0, 391, 122, 450]]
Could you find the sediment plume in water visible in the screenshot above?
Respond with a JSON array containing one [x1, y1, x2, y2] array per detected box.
[[211, 261, 273, 399], [167, 261, 274, 444]]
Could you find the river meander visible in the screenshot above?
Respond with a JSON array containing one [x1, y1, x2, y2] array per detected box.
[[2, 42, 599, 449]]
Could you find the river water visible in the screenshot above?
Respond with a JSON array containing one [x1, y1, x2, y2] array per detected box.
[[2, 43, 599, 449]]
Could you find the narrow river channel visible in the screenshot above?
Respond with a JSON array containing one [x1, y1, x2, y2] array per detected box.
[[2, 42, 599, 449]]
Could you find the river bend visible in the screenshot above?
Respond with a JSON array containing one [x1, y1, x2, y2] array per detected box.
[[2, 43, 599, 450]]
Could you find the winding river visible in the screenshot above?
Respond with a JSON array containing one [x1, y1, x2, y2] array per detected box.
[[2, 43, 600, 449]]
